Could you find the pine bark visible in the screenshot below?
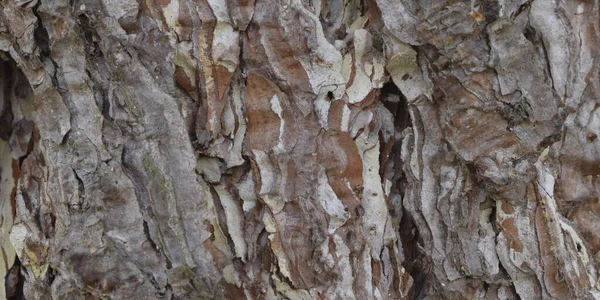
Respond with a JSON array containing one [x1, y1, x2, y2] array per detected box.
[[0, 0, 599, 299]]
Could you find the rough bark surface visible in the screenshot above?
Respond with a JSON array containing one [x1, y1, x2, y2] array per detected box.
[[0, 0, 599, 299]]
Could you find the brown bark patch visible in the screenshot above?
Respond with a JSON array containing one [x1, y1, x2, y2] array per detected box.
[[445, 109, 522, 162], [500, 200, 514, 214], [499, 218, 523, 252], [535, 208, 571, 298], [327, 100, 347, 131], [11, 159, 19, 218], [174, 67, 196, 95], [245, 73, 282, 151], [318, 132, 363, 211], [214, 65, 234, 101]]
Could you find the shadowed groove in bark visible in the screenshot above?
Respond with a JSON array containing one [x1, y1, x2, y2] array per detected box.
[[0, 56, 16, 140], [379, 80, 427, 298], [5, 256, 24, 300], [31, 3, 51, 59], [1, 51, 36, 299]]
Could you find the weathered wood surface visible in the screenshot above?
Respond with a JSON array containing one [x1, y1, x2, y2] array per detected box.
[[1, 0, 599, 299]]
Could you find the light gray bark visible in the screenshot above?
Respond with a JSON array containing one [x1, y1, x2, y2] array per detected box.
[[0, 0, 599, 299]]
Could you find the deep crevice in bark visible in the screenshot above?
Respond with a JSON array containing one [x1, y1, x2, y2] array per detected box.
[[5, 256, 23, 300], [400, 209, 427, 299], [0, 56, 14, 141], [31, 3, 51, 59]]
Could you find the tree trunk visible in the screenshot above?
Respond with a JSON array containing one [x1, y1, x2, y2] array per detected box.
[[0, 0, 599, 299]]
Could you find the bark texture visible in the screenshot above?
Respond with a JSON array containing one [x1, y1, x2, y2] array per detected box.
[[0, 0, 599, 299]]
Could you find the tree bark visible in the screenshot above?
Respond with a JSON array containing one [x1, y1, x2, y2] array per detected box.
[[0, 0, 599, 299]]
